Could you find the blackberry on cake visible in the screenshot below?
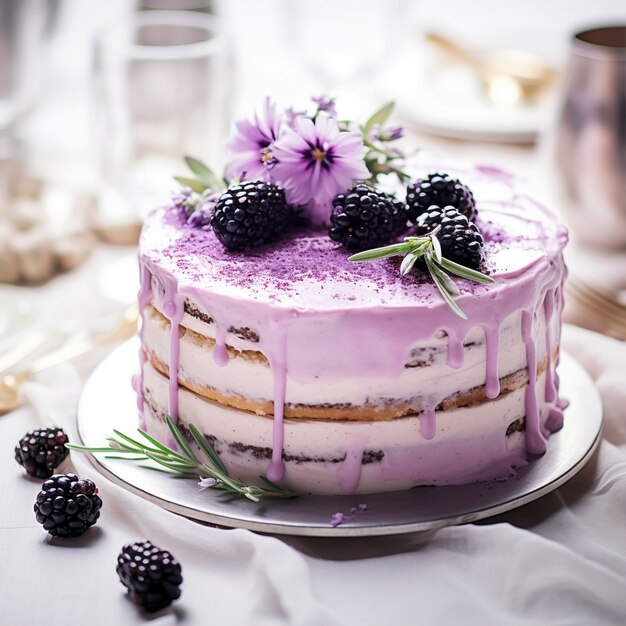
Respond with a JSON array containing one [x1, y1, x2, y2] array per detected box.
[[415, 206, 484, 270], [406, 173, 476, 223], [34, 473, 102, 537], [14, 427, 69, 478], [117, 541, 183, 613], [329, 184, 408, 250], [211, 181, 290, 251]]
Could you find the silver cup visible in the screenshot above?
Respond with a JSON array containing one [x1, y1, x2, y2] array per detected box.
[[553, 25, 626, 250]]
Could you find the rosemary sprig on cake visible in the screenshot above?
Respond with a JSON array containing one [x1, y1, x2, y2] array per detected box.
[[349, 227, 494, 320], [66, 417, 294, 502]]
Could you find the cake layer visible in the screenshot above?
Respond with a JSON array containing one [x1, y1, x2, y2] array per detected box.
[[143, 303, 557, 420], [141, 361, 561, 495]]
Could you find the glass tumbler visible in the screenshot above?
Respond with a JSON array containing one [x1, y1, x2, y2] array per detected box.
[[94, 10, 231, 226]]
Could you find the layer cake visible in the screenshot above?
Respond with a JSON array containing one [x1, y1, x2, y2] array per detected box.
[[135, 163, 568, 495]]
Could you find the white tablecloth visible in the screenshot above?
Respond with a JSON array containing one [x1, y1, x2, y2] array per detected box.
[[1, 324, 626, 626]]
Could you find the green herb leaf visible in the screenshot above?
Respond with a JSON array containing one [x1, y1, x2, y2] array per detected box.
[[427, 256, 460, 297], [188, 423, 227, 474], [173, 176, 210, 194], [185, 156, 219, 188], [363, 101, 395, 135], [425, 256, 467, 319], [400, 252, 420, 276], [439, 257, 495, 284], [167, 420, 198, 463], [431, 234, 443, 265], [136, 428, 189, 460], [349, 241, 415, 262]]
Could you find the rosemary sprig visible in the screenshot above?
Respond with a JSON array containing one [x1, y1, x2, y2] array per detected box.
[[66, 417, 294, 502], [349, 231, 494, 319], [174, 156, 226, 207]]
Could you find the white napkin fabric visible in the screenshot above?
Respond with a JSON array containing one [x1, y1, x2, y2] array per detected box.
[[1, 325, 625, 626]]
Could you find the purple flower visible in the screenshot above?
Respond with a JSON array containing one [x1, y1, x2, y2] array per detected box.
[[186, 191, 221, 230], [370, 123, 404, 142], [226, 97, 282, 182], [272, 115, 369, 226], [172, 187, 196, 219], [197, 476, 217, 491], [285, 106, 307, 129], [312, 95, 337, 117]]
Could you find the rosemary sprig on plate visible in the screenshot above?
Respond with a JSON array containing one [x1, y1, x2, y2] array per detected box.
[[348, 228, 494, 319], [66, 416, 293, 502]]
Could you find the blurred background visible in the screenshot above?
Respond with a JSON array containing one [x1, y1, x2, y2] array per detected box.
[[0, 0, 625, 346]]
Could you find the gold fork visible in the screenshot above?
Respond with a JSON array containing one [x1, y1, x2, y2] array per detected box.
[[566, 276, 626, 340], [0, 330, 61, 374], [0, 305, 138, 414]]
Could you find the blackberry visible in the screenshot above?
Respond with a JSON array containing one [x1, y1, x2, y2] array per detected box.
[[406, 173, 476, 223], [415, 206, 484, 270], [15, 427, 69, 478], [117, 541, 183, 613], [211, 181, 290, 251], [329, 184, 408, 251], [34, 473, 102, 537]]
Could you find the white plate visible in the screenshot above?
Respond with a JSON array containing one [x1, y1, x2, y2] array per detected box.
[[0, 288, 40, 351], [77, 340, 602, 536], [377, 41, 555, 143]]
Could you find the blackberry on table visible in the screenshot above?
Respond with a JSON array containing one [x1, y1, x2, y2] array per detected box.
[[34, 473, 102, 537], [415, 206, 484, 270], [329, 184, 408, 251], [406, 173, 476, 223], [117, 540, 183, 613], [15, 427, 69, 478], [211, 181, 290, 251]]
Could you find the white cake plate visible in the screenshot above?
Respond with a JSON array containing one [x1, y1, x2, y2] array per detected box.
[[76, 339, 602, 537]]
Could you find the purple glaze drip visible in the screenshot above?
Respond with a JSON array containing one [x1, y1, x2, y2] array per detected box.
[[161, 276, 184, 422], [484, 323, 501, 399], [135, 262, 154, 429], [266, 333, 287, 482], [213, 325, 229, 367], [339, 446, 364, 492], [447, 332, 464, 369], [546, 407, 564, 432], [544, 290, 556, 402], [419, 408, 437, 440], [521, 310, 547, 455]]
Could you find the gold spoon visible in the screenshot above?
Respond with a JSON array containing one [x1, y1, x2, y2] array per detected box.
[[0, 305, 138, 414], [425, 32, 557, 106]]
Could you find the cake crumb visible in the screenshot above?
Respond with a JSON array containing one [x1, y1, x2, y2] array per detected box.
[[330, 512, 345, 527]]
